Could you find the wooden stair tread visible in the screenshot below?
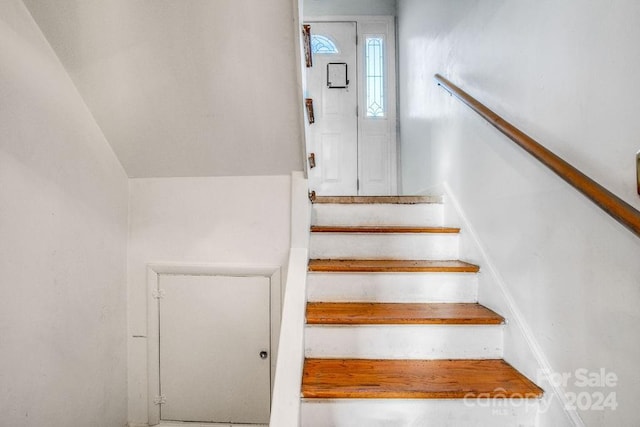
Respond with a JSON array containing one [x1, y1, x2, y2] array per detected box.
[[313, 196, 442, 205], [302, 359, 543, 399], [310, 225, 460, 234], [308, 259, 480, 273], [306, 302, 503, 325]]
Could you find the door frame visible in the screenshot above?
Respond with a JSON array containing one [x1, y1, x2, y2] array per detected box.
[[303, 15, 398, 195], [145, 263, 282, 426]]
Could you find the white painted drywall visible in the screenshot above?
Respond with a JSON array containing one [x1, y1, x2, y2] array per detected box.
[[0, 1, 129, 426], [22, 0, 303, 178], [127, 175, 291, 424], [304, 0, 397, 17], [398, 1, 640, 425]]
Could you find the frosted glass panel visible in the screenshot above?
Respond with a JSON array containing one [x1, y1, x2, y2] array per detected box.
[[365, 37, 385, 117]]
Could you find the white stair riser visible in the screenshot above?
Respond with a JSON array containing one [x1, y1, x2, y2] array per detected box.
[[309, 233, 459, 260], [312, 203, 444, 227], [305, 325, 503, 359], [307, 272, 478, 303], [301, 399, 540, 427]]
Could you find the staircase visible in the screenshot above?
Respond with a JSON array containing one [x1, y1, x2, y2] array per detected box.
[[300, 196, 543, 426]]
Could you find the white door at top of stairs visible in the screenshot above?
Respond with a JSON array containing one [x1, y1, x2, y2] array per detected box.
[[305, 19, 397, 196]]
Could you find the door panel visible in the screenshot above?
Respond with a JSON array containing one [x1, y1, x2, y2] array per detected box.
[[158, 274, 271, 424], [362, 135, 386, 182], [307, 22, 358, 195], [320, 133, 342, 182]]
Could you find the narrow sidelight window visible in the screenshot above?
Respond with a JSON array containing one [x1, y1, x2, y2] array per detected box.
[[365, 36, 385, 117]]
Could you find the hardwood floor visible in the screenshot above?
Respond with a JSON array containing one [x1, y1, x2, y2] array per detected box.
[[308, 259, 480, 273], [306, 302, 504, 325], [302, 359, 543, 399], [310, 225, 461, 233]]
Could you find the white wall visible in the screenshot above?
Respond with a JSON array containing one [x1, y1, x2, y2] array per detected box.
[[0, 1, 129, 426], [22, 0, 304, 178], [399, 1, 640, 425], [304, 0, 396, 17], [127, 175, 291, 424]]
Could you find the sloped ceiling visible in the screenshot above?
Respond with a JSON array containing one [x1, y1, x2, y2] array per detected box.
[[23, 0, 303, 177]]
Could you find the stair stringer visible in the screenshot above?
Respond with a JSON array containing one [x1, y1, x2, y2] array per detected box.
[[442, 182, 581, 427]]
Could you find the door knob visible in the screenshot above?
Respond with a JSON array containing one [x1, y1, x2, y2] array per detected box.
[[259, 351, 268, 359]]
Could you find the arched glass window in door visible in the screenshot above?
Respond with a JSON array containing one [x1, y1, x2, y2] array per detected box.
[[311, 35, 339, 54]]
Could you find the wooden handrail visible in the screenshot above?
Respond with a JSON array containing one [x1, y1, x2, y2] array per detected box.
[[434, 73, 640, 238]]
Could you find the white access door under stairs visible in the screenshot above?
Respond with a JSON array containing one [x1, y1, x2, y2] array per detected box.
[[158, 274, 271, 424], [305, 19, 397, 196]]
